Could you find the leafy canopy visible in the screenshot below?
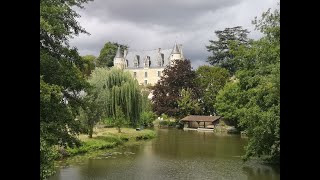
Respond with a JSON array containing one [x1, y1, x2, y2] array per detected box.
[[40, 0, 92, 179], [215, 4, 280, 164], [177, 88, 201, 118], [195, 66, 230, 115], [96, 42, 128, 67], [206, 26, 251, 74], [88, 67, 142, 127], [151, 60, 197, 117]]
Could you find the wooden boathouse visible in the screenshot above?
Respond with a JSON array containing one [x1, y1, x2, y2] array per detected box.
[[180, 115, 221, 131]]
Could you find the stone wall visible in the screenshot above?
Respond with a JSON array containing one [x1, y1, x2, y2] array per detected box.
[[126, 67, 165, 86]]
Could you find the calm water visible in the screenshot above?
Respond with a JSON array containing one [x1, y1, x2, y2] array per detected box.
[[50, 129, 280, 180]]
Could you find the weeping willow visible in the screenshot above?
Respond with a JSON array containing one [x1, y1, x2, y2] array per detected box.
[[88, 67, 142, 126]]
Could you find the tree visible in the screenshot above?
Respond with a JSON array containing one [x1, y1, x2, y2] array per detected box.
[[78, 91, 105, 138], [139, 90, 156, 127], [40, 137, 57, 180], [96, 42, 128, 67], [40, 78, 82, 147], [195, 66, 230, 115], [88, 67, 142, 127], [151, 60, 198, 117], [140, 111, 156, 127], [80, 55, 96, 78], [114, 105, 128, 133], [215, 4, 280, 164], [40, 0, 92, 178], [177, 88, 201, 118], [206, 26, 250, 74], [215, 81, 243, 128]]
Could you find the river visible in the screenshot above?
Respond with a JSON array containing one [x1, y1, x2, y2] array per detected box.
[[50, 128, 280, 180]]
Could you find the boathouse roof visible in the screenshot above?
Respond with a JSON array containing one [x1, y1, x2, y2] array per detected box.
[[180, 115, 221, 122]]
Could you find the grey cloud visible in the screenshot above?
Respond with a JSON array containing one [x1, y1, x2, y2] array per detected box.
[[79, 0, 242, 28], [70, 0, 278, 69]]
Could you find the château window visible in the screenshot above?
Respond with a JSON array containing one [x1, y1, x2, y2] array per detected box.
[[144, 80, 148, 85], [145, 72, 148, 78]]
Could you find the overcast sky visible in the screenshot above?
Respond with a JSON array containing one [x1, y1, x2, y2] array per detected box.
[[70, 0, 278, 69]]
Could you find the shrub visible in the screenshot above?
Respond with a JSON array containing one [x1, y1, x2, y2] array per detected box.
[[140, 111, 156, 127], [65, 135, 123, 156]]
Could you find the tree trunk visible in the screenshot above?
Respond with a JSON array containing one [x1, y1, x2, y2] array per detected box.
[[88, 124, 93, 138], [118, 126, 121, 133]]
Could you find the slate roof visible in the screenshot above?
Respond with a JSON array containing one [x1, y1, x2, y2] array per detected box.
[[171, 43, 181, 54], [125, 48, 172, 68], [180, 115, 221, 122]]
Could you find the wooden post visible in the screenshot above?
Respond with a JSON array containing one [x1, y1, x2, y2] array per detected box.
[[204, 122, 206, 128]]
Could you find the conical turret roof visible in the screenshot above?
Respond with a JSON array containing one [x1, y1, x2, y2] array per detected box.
[[115, 46, 123, 58], [171, 43, 180, 54]]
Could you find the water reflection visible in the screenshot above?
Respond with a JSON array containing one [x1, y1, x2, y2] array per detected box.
[[242, 164, 280, 180], [50, 129, 280, 180], [152, 129, 247, 159]]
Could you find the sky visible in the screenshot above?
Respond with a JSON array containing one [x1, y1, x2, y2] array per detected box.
[[70, 0, 278, 69]]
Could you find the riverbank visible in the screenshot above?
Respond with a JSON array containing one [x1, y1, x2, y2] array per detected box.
[[57, 128, 156, 158]]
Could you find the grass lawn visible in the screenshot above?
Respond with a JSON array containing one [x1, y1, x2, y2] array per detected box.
[[64, 128, 156, 157]]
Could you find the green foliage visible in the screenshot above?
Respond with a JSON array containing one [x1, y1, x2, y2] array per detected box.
[[139, 90, 155, 127], [40, 0, 92, 178], [40, 137, 57, 180], [135, 131, 156, 140], [252, 4, 280, 42], [160, 113, 169, 120], [80, 55, 96, 78], [140, 111, 156, 127], [215, 82, 243, 128], [65, 130, 156, 156], [206, 26, 250, 74], [96, 42, 128, 67], [88, 67, 142, 127], [76, 108, 89, 133], [177, 88, 201, 118], [101, 117, 114, 126], [159, 120, 177, 127], [66, 136, 121, 156], [141, 90, 153, 112], [114, 105, 128, 133], [40, 78, 81, 147], [215, 4, 280, 164], [82, 55, 96, 61], [195, 66, 230, 115], [78, 90, 105, 138], [113, 129, 156, 141], [152, 60, 198, 117]]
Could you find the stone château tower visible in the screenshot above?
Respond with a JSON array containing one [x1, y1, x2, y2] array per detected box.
[[169, 43, 184, 66], [113, 46, 126, 69]]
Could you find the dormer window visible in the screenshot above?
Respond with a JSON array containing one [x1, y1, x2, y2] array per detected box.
[[161, 53, 164, 66], [147, 56, 151, 67], [134, 55, 140, 68], [144, 56, 151, 68]]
